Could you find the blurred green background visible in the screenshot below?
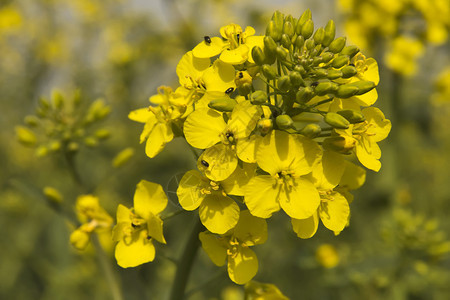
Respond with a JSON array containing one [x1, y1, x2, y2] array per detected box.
[[1, 0, 450, 299]]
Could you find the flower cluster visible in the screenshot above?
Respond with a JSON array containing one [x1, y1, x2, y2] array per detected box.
[[337, 0, 450, 76], [124, 10, 391, 285]]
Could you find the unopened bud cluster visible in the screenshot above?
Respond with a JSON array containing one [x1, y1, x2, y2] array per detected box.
[[16, 90, 111, 156]]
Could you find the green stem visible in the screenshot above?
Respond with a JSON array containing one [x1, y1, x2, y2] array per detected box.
[[169, 217, 204, 300], [311, 97, 334, 107], [92, 234, 123, 300]]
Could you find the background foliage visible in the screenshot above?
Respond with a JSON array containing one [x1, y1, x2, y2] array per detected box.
[[1, 0, 449, 299]]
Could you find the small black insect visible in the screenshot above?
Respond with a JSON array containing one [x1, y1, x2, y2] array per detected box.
[[225, 87, 234, 94], [310, 81, 319, 88], [238, 72, 244, 79], [349, 63, 355, 67], [236, 33, 240, 42], [204, 36, 212, 44], [201, 160, 209, 167]]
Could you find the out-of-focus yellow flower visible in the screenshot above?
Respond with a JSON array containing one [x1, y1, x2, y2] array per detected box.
[[0, 6, 22, 33], [385, 36, 424, 76], [315, 244, 340, 268], [112, 180, 167, 268], [245, 280, 289, 300], [431, 67, 450, 104], [199, 210, 267, 284]]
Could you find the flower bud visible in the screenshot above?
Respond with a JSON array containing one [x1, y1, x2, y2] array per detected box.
[[295, 35, 305, 49], [289, 71, 305, 87], [67, 142, 79, 153], [324, 112, 350, 129], [276, 115, 295, 130], [271, 11, 285, 32], [24, 115, 39, 127], [266, 21, 282, 41], [301, 19, 314, 39], [341, 45, 359, 58], [300, 123, 321, 138], [283, 21, 295, 37], [257, 118, 273, 134], [337, 109, 365, 123], [296, 9, 312, 35], [305, 39, 315, 50], [95, 129, 111, 139], [341, 65, 358, 78], [251, 90, 268, 105], [43, 186, 63, 204], [327, 69, 343, 80], [315, 81, 338, 95], [321, 52, 334, 63], [262, 64, 277, 80], [314, 68, 328, 78], [296, 87, 314, 103], [70, 229, 90, 250], [276, 46, 288, 61], [294, 64, 306, 76], [238, 83, 253, 96], [351, 80, 376, 95], [252, 46, 265, 65], [336, 84, 359, 98], [328, 37, 346, 54], [313, 27, 325, 45], [112, 147, 135, 168], [16, 126, 37, 147], [263, 36, 277, 64], [277, 75, 291, 92], [85, 136, 99, 147], [331, 55, 349, 69], [51, 90, 64, 109], [281, 33, 291, 49], [323, 136, 356, 154], [322, 20, 336, 47]]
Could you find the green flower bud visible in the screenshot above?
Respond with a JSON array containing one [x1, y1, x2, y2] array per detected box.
[[112, 147, 135, 168], [337, 109, 365, 123], [252, 46, 265, 65], [331, 55, 349, 69], [85, 136, 98, 147], [208, 97, 237, 112], [305, 39, 315, 50], [295, 35, 305, 49], [283, 21, 295, 37], [276, 115, 295, 130], [315, 81, 338, 96], [296, 87, 314, 103], [262, 64, 278, 80], [39, 97, 50, 109], [301, 19, 314, 39], [271, 11, 285, 32], [341, 45, 359, 58], [277, 75, 291, 92], [324, 112, 350, 129], [300, 123, 322, 138], [238, 83, 253, 96], [285, 14, 296, 25], [314, 68, 328, 78], [281, 33, 291, 49], [51, 90, 64, 109], [36, 146, 48, 157], [336, 84, 359, 98], [49, 140, 61, 152], [323, 136, 356, 154], [43, 186, 63, 204], [24, 115, 39, 127], [321, 52, 334, 63], [95, 129, 111, 139], [67, 142, 79, 153], [16, 126, 37, 147], [351, 80, 376, 95], [266, 21, 282, 41], [327, 69, 343, 80], [341, 65, 358, 78], [294, 64, 306, 76], [257, 118, 273, 134], [313, 27, 325, 45], [276, 46, 288, 61], [322, 20, 336, 47], [328, 37, 346, 53], [296, 9, 312, 34], [251, 90, 268, 105], [289, 71, 305, 87], [263, 36, 277, 64]]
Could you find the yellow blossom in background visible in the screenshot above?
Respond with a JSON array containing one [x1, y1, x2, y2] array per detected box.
[[315, 244, 340, 268], [112, 180, 168, 268], [245, 280, 289, 300], [385, 36, 424, 76]]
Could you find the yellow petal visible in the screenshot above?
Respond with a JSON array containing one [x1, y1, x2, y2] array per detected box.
[[243, 175, 280, 218], [228, 245, 258, 285], [134, 180, 168, 218], [176, 51, 210, 89], [116, 204, 131, 224], [199, 231, 227, 266], [128, 107, 153, 123], [340, 161, 366, 190], [199, 194, 240, 234], [145, 122, 173, 158], [203, 60, 236, 93], [146, 213, 166, 244], [197, 144, 238, 181], [246, 35, 264, 64], [319, 192, 350, 233], [354, 88, 378, 106], [358, 58, 379, 85], [227, 101, 262, 139], [220, 45, 249, 65], [291, 213, 319, 239], [279, 177, 320, 219], [221, 162, 257, 196], [311, 150, 346, 190], [192, 37, 226, 58], [177, 170, 207, 210], [115, 230, 155, 268], [184, 108, 225, 149], [236, 135, 259, 163], [355, 139, 381, 172], [233, 210, 267, 246], [363, 107, 391, 142]]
